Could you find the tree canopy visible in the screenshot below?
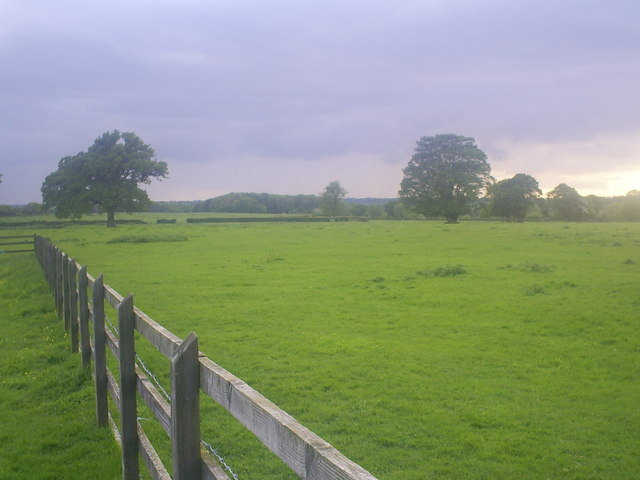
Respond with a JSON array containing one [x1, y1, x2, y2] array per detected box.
[[399, 134, 492, 223], [320, 181, 347, 217], [547, 183, 587, 221], [41, 130, 168, 227], [200, 192, 319, 214], [489, 173, 541, 222]]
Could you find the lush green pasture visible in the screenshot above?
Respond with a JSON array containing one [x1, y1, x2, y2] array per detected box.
[[0, 253, 120, 479], [13, 218, 640, 479]]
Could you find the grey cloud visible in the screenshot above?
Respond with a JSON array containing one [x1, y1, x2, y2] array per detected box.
[[1, 0, 639, 203]]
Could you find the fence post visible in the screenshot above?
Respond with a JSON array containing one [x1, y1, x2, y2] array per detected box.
[[34, 235, 40, 267], [36, 236, 45, 283], [171, 333, 202, 480], [40, 238, 49, 289], [34, 235, 41, 268], [55, 249, 63, 317], [49, 243, 54, 290], [118, 294, 139, 480], [51, 243, 57, 297], [92, 274, 108, 427], [53, 248, 58, 311], [78, 265, 91, 369], [62, 254, 70, 330], [69, 259, 79, 353], [45, 240, 51, 284], [48, 241, 54, 293], [49, 242, 55, 293]]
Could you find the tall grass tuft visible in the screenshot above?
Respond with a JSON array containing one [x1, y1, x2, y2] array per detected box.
[[501, 262, 554, 273], [417, 264, 466, 277]]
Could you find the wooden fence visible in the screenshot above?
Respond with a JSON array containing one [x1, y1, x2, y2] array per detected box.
[[34, 235, 378, 480], [0, 234, 35, 254]]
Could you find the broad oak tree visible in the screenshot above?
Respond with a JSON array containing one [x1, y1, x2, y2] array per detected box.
[[41, 130, 168, 227], [399, 134, 492, 223], [489, 173, 542, 222]]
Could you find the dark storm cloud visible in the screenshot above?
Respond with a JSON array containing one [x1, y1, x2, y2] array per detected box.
[[1, 0, 639, 202]]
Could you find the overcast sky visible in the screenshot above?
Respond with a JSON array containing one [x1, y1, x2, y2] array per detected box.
[[1, 0, 639, 204]]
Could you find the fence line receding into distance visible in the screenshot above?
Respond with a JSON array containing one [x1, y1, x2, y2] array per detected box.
[[33, 235, 378, 480]]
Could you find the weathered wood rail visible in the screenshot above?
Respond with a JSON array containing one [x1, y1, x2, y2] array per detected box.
[[34, 235, 378, 480], [0, 234, 35, 253]]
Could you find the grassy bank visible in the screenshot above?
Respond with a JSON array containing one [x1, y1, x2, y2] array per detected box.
[[0, 253, 120, 480], [14, 219, 640, 479]]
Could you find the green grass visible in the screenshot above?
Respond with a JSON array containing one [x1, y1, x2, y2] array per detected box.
[[0, 253, 120, 480], [6, 218, 640, 479]]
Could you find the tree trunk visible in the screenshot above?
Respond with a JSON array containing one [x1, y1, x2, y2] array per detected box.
[[106, 211, 116, 228], [444, 215, 459, 223]]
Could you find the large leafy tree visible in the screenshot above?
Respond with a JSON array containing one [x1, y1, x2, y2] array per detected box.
[[320, 180, 347, 217], [42, 130, 168, 227], [489, 173, 542, 222], [547, 183, 587, 221], [399, 134, 492, 223]]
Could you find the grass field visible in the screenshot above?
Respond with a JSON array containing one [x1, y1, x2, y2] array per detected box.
[[3, 217, 639, 479], [0, 253, 121, 480]]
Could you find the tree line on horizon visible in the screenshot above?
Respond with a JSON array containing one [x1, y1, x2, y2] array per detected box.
[[4, 183, 639, 223], [1, 131, 639, 224], [143, 186, 640, 222]]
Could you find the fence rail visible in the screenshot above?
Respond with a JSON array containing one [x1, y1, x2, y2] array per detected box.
[[0, 234, 35, 253], [34, 235, 378, 480]]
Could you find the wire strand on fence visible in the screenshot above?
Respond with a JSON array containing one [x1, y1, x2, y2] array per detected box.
[[135, 353, 239, 478], [201, 439, 240, 480], [135, 353, 240, 478], [135, 353, 171, 402], [132, 334, 241, 479], [104, 314, 119, 336]]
